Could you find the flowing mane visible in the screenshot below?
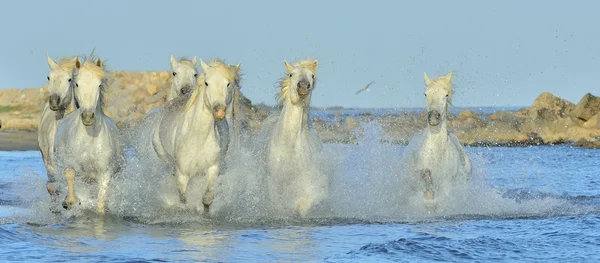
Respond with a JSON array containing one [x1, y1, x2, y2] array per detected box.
[[75, 55, 109, 109], [276, 59, 318, 104], [177, 57, 196, 68], [57, 57, 78, 72], [185, 59, 240, 110]]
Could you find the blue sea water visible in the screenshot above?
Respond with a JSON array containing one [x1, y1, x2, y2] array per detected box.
[[0, 112, 599, 262]]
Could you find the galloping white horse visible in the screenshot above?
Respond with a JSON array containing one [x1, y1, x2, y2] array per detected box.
[[267, 59, 325, 216], [38, 55, 78, 202], [401, 72, 471, 210], [152, 59, 240, 211], [54, 56, 124, 215], [167, 55, 198, 101]]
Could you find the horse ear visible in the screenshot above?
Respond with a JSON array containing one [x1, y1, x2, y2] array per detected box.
[[233, 62, 241, 74], [424, 72, 432, 86], [191, 56, 197, 66], [46, 54, 58, 70], [200, 59, 209, 72], [75, 57, 81, 70], [96, 58, 102, 68], [170, 54, 177, 68], [310, 60, 318, 72], [442, 72, 453, 82], [284, 60, 294, 73]]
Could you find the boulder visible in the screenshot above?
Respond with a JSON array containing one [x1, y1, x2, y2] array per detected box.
[[528, 92, 575, 121], [146, 84, 159, 96], [572, 138, 600, 149], [571, 93, 600, 121]]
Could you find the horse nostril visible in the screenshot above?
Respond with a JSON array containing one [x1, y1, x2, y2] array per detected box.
[[297, 80, 309, 89]]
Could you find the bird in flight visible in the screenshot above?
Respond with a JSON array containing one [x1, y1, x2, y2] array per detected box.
[[355, 81, 375, 95]]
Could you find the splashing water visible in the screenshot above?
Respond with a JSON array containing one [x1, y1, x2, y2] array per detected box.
[[5, 112, 599, 227]]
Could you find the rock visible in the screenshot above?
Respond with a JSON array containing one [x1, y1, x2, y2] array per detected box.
[[529, 92, 575, 121], [450, 110, 484, 129], [344, 116, 360, 130], [572, 138, 600, 149], [584, 113, 600, 129], [131, 89, 149, 103], [146, 84, 159, 96], [571, 93, 600, 121], [457, 110, 479, 119]]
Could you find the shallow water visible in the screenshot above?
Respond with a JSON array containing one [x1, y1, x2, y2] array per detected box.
[[1, 122, 600, 262]]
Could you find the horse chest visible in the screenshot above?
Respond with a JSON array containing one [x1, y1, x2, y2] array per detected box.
[[418, 139, 458, 174], [176, 135, 220, 173]]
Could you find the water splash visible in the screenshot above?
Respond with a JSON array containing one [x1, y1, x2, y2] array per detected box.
[[4, 114, 600, 226]]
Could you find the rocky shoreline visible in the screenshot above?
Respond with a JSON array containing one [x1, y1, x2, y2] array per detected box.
[[1, 71, 600, 150]]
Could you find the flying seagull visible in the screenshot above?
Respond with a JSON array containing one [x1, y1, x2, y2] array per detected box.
[[355, 81, 375, 95]]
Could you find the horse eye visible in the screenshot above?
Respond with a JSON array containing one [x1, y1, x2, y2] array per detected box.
[[312, 74, 315, 79], [446, 94, 449, 97], [47, 76, 50, 81], [76, 83, 79, 88], [227, 83, 230, 87], [424, 93, 427, 97], [205, 82, 208, 86], [68, 78, 72, 82], [172, 72, 177, 76], [289, 73, 293, 78], [194, 73, 198, 77]]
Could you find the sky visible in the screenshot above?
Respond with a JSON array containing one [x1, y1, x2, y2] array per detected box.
[[0, 0, 598, 108]]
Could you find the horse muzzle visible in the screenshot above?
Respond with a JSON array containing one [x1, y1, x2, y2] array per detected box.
[[180, 85, 193, 96], [427, 110, 441, 126], [49, 94, 61, 111], [297, 80, 311, 97], [213, 106, 226, 121], [81, 111, 96, 126]]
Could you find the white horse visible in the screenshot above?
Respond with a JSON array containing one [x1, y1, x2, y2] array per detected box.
[[38, 55, 78, 202], [130, 55, 200, 161], [54, 56, 124, 215], [401, 72, 471, 210], [266, 59, 325, 216], [152, 59, 240, 211], [167, 55, 198, 101]]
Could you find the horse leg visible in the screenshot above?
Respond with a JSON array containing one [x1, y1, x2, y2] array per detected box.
[[175, 168, 189, 204], [96, 172, 111, 215], [421, 168, 437, 211], [202, 164, 219, 212], [41, 150, 59, 202], [45, 165, 58, 203], [62, 167, 79, 209]]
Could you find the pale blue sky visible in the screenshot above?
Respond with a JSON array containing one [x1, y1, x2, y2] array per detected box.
[[0, 0, 598, 108]]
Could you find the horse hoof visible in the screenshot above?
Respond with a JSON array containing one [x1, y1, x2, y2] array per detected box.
[[202, 192, 214, 207], [179, 194, 187, 204], [62, 199, 80, 210]]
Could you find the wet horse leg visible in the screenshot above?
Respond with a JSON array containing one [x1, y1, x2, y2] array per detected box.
[[62, 167, 80, 209], [421, 168, 437, 210], [96, 171, 111, 215], [175, 167, 190, 204], [202, 164, 219, 212]]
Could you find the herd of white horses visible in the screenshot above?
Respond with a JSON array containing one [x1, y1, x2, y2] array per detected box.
[[38, 53, 472, 217]]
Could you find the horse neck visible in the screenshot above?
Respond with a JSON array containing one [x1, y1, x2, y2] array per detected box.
[[276, 97, 310, 145], [425, 119, 449, 146], [185, 88, 215, 133]]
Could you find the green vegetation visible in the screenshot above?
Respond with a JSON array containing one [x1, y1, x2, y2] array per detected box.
[[0, 105, 23, 113]]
